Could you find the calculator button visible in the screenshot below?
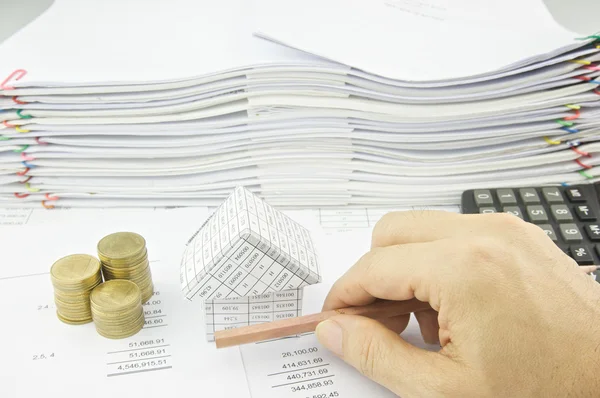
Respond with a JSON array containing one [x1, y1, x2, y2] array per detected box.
[[502, 207, 523, 219], [537, 224, 557, 241], [594, 245, 600, 259], [569, 245, 594, 265], [560, 224, 583, 241], [550, 205, 573, 222], [497, 189, 517, 205], [566, 188, 585, 202], [474, 190, 493, 206], [519, 188, 540, 204], [575, 205, 596, 221], [479, 207, 497, 214], [585, 224, 600, 241], [526, 205, 548, 223], [542, 187, 564, 203]]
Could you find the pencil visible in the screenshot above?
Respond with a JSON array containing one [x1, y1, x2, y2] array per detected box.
[[214, 298, 432, 348]]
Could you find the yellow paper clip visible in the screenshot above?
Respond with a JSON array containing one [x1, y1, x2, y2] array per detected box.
[[569, 59, 592, 65], [15, 126, 30, 133], [544, 136, 561, 145], [565, 104, 581, 110], [25, 183, 39, 193]]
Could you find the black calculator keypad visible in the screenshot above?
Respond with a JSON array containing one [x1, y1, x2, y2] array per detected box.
[[461, 183, 600, 276]]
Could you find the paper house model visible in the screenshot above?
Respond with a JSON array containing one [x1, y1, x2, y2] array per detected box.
[[180, 186, 321, 302]]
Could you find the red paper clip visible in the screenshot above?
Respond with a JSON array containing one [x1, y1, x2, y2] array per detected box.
[[35, 137, 47, 145], [3, 120, 16, 128], [584, 65, 600, 72], [1, 69, 27, 90], [16, 168, 30, 176], [45, 193, 59, 201], [14, 192, 29, 199], [564, 109, 581, 121], [12, 96, 27, 105], [571, 146, 591, 157], [575, 159, 593, 169], [576, 75, 593, 82], [20, 176, 32, 184]]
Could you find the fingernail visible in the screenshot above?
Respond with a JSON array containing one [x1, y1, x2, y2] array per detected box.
[[315, 320, 343, 357]]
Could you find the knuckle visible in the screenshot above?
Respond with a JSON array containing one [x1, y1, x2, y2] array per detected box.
[[360, 247, 387, 279], [483, 211, 525, 228], [461, 237, 505, 266], [371, 212, 398, 246]]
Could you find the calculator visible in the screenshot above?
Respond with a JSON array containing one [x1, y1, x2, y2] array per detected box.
[[461, 183, 600, 269]]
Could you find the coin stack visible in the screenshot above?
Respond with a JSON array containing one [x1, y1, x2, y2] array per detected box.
[[97, 232, 154, 303], [50, 254, 103, 325], [90, 279, 145, 339]]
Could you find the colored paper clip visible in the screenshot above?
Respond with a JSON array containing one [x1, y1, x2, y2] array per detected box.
[[3, 120, 16, 128], [0, 136, 10, 141], [564, 109, 581, 121], [12, 96, 26, 105], [577, 35, 600, 41], [572, 146, 592, 157], [25, 183, 39, 193], [20, 176, 32, 184], [579, 170, 594, 179], [16, 168, 29, 176], [556, 119, 575, 128], [22, 161, 36, 169], [561, 126, 579, 134], [565, 104, 581, 110], [585, 65, 600, 72], [543, 136, 561, 145], [16, 109, 32, 119], [35, 137, 47, 145], [45, 193, 59, 201], [0, 69, 27, 90], [21, 152, 35, 161], [13, 145, 29, 153], [42, 200, 55, 209], [575, 159, 593, 170], [15, 126, 29, 133], [14, 192, 29, 199], [570, 59, 592, 65]]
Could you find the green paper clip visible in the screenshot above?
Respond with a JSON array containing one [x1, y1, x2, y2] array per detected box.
[[16, 109, 32, 119], [577, 35, 600, 41], [579, 170, 594, 179]]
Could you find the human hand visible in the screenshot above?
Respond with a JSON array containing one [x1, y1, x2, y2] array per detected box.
[[315, 211, 600, 397]]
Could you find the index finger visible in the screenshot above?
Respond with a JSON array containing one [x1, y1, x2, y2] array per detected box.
[[322, 239, 451, 311]]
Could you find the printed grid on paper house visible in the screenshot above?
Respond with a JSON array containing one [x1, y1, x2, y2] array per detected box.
[[180, 186, 321, 301], [204, 289, 303, 341]]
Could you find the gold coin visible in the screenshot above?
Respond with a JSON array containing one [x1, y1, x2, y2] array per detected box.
[[102, 259, 149, 272], [56, 311, 92, 325], [97, 232, 146, 262], [99, 250, 148, 267], [90, 280, 141, 312], [50, 254, 101, 286]]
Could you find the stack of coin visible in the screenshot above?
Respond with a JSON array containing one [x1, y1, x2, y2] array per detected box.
[[50, 254, 103, 325], [97, 232, 154, 303], [90, 279, 145, 339]]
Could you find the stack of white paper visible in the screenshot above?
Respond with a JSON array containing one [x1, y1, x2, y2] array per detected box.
[[0, 0, 599, 208]]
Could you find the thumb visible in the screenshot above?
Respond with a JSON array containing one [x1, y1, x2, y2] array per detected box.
[[315, 314, 458, 397]]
